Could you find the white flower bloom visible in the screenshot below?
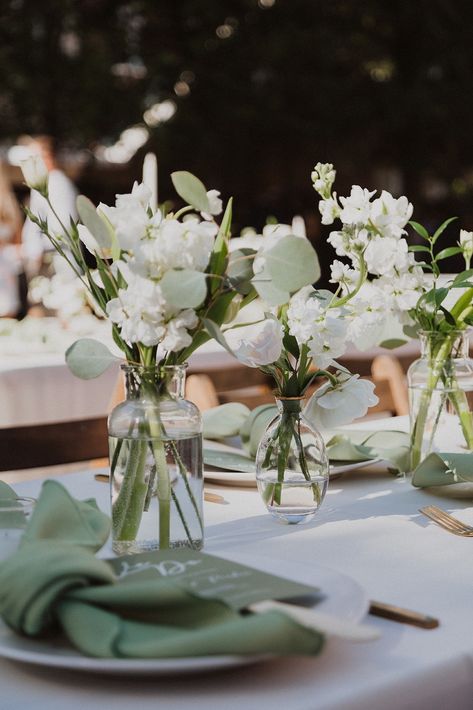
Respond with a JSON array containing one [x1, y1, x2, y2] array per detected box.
[[161, 309, 198, 352], [460, 230, 473, 260], [364, 235, 410, 276], [287, 286, 348, 367], [369, 191, 413, 239], [339, 186, 376, 225], [319, 196, 340, 225], [226, 318, 283, 367], [20, 155, 49, 194], [77, 224, 112, 258], [206, 190, 223, 216], [330, 260, 359, 287], [304, 375, 378, 429], [311, 162, 336, 198]]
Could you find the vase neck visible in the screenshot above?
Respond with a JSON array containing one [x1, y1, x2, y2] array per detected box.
[[419, 330, 469, 359], [122, 364, 187, 400], [276, 396, 304, 414]]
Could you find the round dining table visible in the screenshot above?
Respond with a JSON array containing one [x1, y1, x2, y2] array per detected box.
[[1, 417, 473, 710]]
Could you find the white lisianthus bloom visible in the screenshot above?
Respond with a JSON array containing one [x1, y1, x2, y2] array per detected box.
[[304, 375, 379, 429], [460, 230, 473, 263], [339, 186, 376, 225], [98, 183, 154, 252], [369, 191, 413, 239], [319, 196, 340, 225], [364, 235, 410, 276], [20, 155, 49, 195], [226, 318, 283, 367]]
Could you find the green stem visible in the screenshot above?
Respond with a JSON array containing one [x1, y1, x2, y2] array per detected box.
[[113, 438, 149, 540]]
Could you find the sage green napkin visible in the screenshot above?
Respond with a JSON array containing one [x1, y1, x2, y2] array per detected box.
[[0, 480, 324, 658], [412, 452, 473, 488]]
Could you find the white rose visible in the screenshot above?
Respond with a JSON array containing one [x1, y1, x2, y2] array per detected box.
[[20, 155, 49, 195], [304, 375, 379, 429], [227, 318, 283, 367]]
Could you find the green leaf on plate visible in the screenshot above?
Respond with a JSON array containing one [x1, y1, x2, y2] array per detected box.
[[65, 338, 119, 380], [160, 269, 207, 309], [203, 448, 255, 473], [203, 403, 251, 439], [171, 171, 210, 213]]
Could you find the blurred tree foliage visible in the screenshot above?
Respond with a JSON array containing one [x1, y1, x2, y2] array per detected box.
[[1, 0, 473, 257]]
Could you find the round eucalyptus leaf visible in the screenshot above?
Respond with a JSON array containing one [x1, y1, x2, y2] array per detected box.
[[65, 338, 119, 380], [160, 269, 207, 309], [171, 171, 210, 213], [264, 236, 321, 292], [252, 263, 290, 306]]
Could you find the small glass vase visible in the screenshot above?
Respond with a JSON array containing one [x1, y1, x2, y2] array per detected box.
[[408, 330, 473, 470], [108, 364, 203, 554], [255, 396, 329, 524]]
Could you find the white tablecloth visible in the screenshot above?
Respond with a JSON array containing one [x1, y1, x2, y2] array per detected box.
[[3, 417, 473, 709]]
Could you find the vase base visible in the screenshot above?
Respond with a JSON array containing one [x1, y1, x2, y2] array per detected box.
[[266, 507, 320, 525], [112, 537, 204, 555]]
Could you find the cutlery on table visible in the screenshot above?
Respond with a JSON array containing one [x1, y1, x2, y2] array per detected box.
[[368, 600, 439, 629], [93, 473, 227, 504], [419, 505, 473, 537]]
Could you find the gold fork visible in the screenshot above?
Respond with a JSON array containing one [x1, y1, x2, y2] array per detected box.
[[419, 505, 473, 537]]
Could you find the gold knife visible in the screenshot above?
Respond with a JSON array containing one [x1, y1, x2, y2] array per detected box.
[[369, 600, 439, 629]]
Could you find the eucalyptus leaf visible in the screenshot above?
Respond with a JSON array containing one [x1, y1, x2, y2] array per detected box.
[[76, 196, 113, 251], [252, 262, 290, 306], [203, 403, 251, 439], [171, 171, 210, 213], [379, 338, 408, 349], [264, 236, 320, 292], [203, 318, 235, 355], [227, 248, 255, 294], [160, 269, 207, 309], [65, 338, 119, 380]]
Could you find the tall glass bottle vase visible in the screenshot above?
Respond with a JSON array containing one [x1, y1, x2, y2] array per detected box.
[[408, 330, 473, 470], [255, 396, 329, 524], [108, 364, 204, 554]]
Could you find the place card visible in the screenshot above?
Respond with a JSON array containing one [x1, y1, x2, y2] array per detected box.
[[108, 549, 323, 611]]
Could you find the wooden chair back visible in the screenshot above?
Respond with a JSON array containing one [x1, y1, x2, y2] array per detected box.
[[370, 354, 409, 416], [0, 417, 109, 472]]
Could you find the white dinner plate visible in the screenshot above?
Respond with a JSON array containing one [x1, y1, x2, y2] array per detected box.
[[204, 458, 381, 487], [0, 554, 367, 676]]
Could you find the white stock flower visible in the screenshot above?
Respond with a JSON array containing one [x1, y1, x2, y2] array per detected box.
[[319, 196, 340, 225], [287, 286, 348, 367], [330, 260, 359, 288], [339, 186, 376, 225], [369, 191, 413, 238], [20, 155, 49, 194], [304, 375, 378, 429], [206, 190, 223, 216], [364, 235, 410, 276], [98, 183, 154, 251], [161, 309, 198, 352], [460, 230, 473, 260], [311, 162, 336, 198], [226, 318, 283, 367]]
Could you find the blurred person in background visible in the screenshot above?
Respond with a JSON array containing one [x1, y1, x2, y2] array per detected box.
[[0, 162, 22, 317], [21, 135, 77, 278]]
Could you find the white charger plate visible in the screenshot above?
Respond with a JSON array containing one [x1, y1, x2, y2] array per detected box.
[[204, 458, 381, 488], [0, 553, 367, 676]]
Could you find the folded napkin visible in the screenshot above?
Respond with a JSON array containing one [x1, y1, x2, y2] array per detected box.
[[412, 452, 473, 488], [0, 480, 324, 658]]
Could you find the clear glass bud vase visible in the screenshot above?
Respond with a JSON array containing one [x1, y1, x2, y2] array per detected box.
[[408, 330, 473, 470], [255, 397, 329, 524], [108, 364, 203, 554]]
